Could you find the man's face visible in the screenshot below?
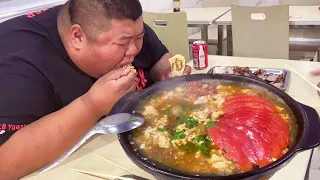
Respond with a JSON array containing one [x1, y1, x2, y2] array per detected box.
[[81, 16, 144, 78]]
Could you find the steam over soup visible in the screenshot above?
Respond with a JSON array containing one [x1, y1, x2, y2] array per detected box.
[[132, 81, 298, 175]]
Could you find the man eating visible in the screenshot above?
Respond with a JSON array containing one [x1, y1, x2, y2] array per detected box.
[[0, 0, 190, 179]]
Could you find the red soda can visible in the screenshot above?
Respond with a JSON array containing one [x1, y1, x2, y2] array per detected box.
[[192, 40, 208, 70]]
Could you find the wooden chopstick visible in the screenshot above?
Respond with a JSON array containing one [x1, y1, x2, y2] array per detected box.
[[71, 168, 134, 180], [94, 154, 136, 175], [285, 64, 320, 92]]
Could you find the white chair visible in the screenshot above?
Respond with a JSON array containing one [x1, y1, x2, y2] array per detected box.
[[140, 0, 202, 36], [312, 47, 320, 62], [231, 4, 290, 59], [143, 11, 190, 61]]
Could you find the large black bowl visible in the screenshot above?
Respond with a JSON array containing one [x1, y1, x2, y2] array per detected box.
[[109, 74, 320, 180]]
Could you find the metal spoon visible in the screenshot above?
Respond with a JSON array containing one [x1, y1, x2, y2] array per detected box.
[[38, 112, 145, 174]]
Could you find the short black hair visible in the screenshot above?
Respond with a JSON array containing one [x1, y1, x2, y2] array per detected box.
[[66, 0, 143, 41]]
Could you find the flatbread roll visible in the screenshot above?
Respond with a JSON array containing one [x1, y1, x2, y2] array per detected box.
[[122, 64, 136, 73], [168, 54, 186, 77]]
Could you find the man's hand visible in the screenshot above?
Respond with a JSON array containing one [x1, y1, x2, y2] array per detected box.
[[158, 65, 192, 81], [309, 69, 320, 96], [83, 68, 136, 116], [310, 69, 320, 76], [150, 53, 192, 82], [0, 69, 136, 180]]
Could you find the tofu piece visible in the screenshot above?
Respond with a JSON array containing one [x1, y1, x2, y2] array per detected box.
[[172, 106, 183, 116], [211, 111, 224, 120], [212, 94, 225, 107], [175, 87, 183, 92], [176, 123, 187, 131], [143, 126, 170, 149], [195, 151, 201, 159], [212, 161, 230, 169], [210, 154, 226, 162], [157, 134, 170, 148], [155, 115, 168, 126], [194, 96, 209, 104], [193, 108, 211, 120], [143, 127, 156, 139], [143, 106, 158, 117], [209, 153, 234, 173], [140, 144, 146, 149]]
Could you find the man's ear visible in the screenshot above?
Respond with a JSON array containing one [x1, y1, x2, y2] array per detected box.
[[70, 24, 87, 50]]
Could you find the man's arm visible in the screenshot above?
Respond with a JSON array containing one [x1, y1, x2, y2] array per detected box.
[[142, 24, 191, 82], [150, 52, 192, 82], [150, 52, 172, 82], [310, 68, 320, 96], [0, 68, 136, 180], [0, 94, 101, 180]]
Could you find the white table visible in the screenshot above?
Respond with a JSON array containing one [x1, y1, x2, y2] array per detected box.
[[23, 55, 320, 180], [166, 7, 230, 43], [214, 6, 320, 55]]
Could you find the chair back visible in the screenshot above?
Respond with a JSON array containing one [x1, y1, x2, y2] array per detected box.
[[231, 4, 289, 59], [143, 11, 190, 61], [313, 47, 320, 62]]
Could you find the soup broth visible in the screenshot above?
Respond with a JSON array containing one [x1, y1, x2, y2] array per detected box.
[[132, 80, 298, 175]]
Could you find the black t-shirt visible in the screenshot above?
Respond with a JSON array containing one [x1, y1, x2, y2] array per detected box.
[[0, 6, 168, 145]]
